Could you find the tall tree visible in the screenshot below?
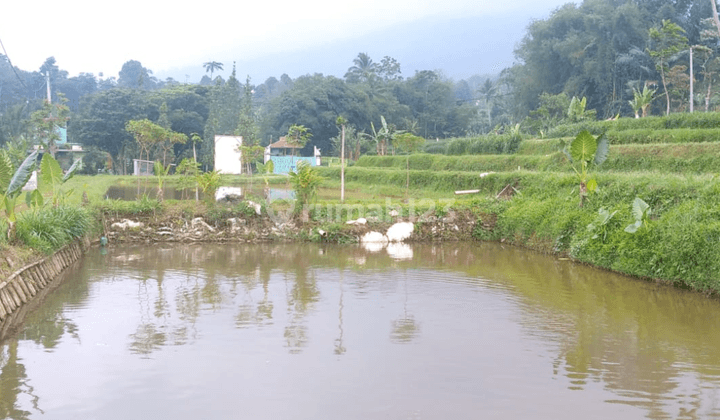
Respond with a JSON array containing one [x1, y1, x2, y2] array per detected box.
[[711, 0, 720, 38], [648, 20, 689, 115], [477, 78, 497, 128], [235, 76, 259, 145], [203, 61, 224, 80], [262, 74, 373, 154], [29, 95, 70, 157], [286, 124, 312, 157], [345, 53, 378, 83], [70, 89, 151, 174], [117, 60, 156, 90], [378, 56, 402, 81]]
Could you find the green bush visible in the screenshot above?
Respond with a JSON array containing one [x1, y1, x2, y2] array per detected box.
[[663, 112, 720, 129], [446, 138, 470, 155], [15, 206, 92, 253], [517, 138, 568, 155], [424, 142, 447, 154], [94, 195, 163, 215]]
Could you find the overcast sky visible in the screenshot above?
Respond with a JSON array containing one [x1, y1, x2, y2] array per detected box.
[[2, 0, 575, 82]]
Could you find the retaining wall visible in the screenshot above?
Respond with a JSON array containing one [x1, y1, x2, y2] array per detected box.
[[0, 241, 85, 323]]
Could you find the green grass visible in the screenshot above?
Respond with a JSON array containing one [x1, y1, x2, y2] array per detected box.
[[606, 128, 720, 145], [15, 206, 93, 254], [7, 151, 720, 294], [547, 112, 720, 138], [352, 143, 720, 175], [314, 163, 720, 292]]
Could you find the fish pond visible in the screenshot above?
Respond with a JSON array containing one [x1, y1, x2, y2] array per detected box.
[[1, 242, 720, 419]]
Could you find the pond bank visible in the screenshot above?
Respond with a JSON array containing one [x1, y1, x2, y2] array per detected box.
[[101, 208, 480, 244], [2, 185, 718, 333], [0, 240, 87, 329]]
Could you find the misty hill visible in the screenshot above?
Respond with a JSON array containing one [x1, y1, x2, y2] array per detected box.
[[158, 10, 547, 83]]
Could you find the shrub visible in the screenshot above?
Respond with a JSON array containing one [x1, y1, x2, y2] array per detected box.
[[94, 195, 163, 215], [446, 138, 470, 155], [289, 161, 323, 208], [424, 142, 447, 154], [15, 206, 92, 253]]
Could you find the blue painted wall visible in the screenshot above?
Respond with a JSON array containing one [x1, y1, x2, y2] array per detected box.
[[270, 156, 316, 174]]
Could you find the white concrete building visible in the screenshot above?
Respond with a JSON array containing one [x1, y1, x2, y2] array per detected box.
[[214, 135, 243, 174]]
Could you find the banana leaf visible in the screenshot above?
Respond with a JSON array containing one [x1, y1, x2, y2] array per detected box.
[[62, 158, 83, 183], [6, 150, 38, 198]]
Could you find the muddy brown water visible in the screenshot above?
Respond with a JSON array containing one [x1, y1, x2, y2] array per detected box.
[[1, 242, 720, 419]]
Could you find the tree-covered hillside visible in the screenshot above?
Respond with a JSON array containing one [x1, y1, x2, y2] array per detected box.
[[1, 0, 720, 173]]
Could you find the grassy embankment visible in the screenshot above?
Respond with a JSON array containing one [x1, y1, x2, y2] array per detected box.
[[4, 112, 720, 294], [316, 113, 720, 294]]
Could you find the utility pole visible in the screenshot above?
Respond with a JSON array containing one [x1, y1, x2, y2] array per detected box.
[[341, 122, 345, 203], [45, 72, 51, 103], [336, 116, 347, 203], [690, 47, 694, 113]]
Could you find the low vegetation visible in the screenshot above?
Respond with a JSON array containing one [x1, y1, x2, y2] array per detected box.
[[4, 111, 720, 297]]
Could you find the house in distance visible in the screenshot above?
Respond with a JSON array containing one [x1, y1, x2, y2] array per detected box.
[[264, 137, 321, 174]]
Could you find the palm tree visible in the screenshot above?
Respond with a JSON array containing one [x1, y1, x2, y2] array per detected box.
[[344, 53, 378, 83], [202, 61, 224, 80], [477, 78, 497, 128]]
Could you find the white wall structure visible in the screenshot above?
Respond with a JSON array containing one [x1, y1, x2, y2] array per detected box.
[[214, 135, 243, 174]]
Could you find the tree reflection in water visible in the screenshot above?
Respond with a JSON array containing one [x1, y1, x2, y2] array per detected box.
[[390, 269, 420, 344], [0, 341, 41, 419], [334, 271, 346, 356], [3, 243, 720, 418], [284, 262, 320, 354]]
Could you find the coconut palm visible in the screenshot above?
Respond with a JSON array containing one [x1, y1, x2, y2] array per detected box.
[[477, 78, 497, 128], [202, 61, 224, 80], [344, 53, 378, 83]]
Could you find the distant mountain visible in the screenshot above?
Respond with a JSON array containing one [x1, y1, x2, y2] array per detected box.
[[158, 8, 557, 84]]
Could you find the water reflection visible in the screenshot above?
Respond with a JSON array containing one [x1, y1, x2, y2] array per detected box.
[[390, 270, 420, 344], [1, 243, 720, 418]]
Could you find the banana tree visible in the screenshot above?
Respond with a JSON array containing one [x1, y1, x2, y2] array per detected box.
[[255, 160, 274, 186], [628, 86, 656, 118], [40, 153, 82, 206], [564, 130, 609, 207], [369, 116, 404, 156], [1, 150, 39, 240]]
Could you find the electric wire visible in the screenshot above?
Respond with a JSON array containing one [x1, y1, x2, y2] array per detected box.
[[0, 36, 28, 89]]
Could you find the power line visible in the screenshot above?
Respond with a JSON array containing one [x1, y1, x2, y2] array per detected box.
[[0, 36, 28, 89]]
